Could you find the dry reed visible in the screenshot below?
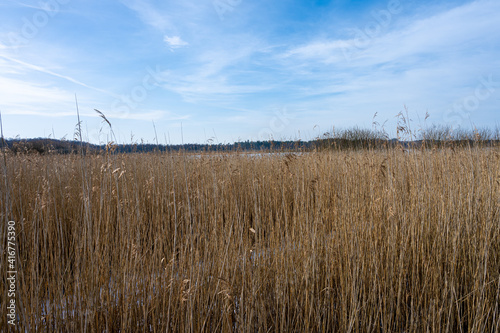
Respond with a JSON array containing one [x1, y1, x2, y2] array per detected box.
[[1, 145, 499, 332]]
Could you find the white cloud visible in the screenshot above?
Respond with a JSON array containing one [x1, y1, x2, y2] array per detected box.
[[283, 40, 348, 64], [120, 0, 173, 31], [163, 35, 188, 50], [285, 0, 500, 67]]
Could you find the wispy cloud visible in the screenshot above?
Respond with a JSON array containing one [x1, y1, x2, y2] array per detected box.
[[0, 54, 118, 98], [285, 0, 500, 68], [284, 40, 348, 64], [4, 0, 46, 10], [120, 0, 173, 31], [158, 40, 278, 103], [0, 76, 75, 116], [163, 35, 188, 50], [102, 109, 168, 121]]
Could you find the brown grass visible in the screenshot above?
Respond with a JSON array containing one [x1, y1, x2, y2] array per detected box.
[[1, 146, 499, 332]]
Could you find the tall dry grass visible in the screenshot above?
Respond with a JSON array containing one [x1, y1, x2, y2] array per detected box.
[[1, 145, 499, 332]]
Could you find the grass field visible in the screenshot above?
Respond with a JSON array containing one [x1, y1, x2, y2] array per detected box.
[[1, 144, 499, 331]]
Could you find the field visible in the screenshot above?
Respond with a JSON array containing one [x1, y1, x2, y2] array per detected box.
[[1, 145, 499, 332]]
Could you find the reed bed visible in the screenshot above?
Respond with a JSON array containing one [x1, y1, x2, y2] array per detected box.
[[1, 146, 499, 332]]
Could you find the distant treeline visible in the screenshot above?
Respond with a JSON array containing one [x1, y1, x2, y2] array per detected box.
[[2, 138, 308, 155], [2, 127, 499, 155]]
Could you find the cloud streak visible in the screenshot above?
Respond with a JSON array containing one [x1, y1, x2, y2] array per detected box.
[[0, 54, 118, 98]]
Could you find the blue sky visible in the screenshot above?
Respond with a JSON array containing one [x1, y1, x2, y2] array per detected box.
[[0, 0, 499, 144]]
